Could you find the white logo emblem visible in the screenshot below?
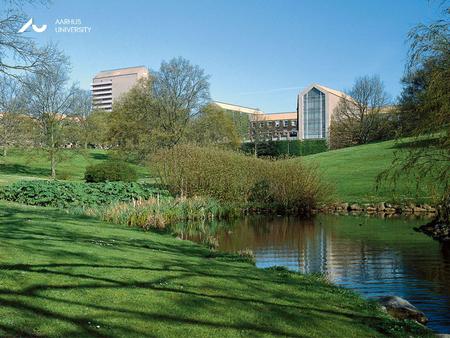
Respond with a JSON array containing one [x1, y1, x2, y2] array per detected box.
[[18, 18, 47, 33]]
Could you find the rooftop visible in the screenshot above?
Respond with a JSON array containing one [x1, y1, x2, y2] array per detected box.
[[262, 112, 297, 121], [94, 66, 149, 79], [213, 101, 263, 115]]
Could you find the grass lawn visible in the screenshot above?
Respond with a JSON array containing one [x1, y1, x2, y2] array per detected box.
[[300, 139, 438, 204], [0, 149, 151, 185], [0, 201, 430, 337]]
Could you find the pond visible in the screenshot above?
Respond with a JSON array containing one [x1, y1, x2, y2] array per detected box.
[[185, 214, 450, 333]]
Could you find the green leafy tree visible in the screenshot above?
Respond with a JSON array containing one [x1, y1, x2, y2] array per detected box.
[[185, 104, 241, 148], [86, 110, 111, 148], [108, 78, 156, 160]]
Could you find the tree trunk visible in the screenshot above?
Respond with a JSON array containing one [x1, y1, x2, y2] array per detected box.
[[51, 128, 56, 179], [51, 151, 56, 179]]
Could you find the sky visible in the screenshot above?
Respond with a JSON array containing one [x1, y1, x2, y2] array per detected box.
[[18, 0, 445, 113]]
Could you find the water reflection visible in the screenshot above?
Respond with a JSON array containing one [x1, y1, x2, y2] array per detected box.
[[190, 214, 450, 333]]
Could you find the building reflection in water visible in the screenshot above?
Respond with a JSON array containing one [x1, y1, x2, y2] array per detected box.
[[213, 214, 450, 333]]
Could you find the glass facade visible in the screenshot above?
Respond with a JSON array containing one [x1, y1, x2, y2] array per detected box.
[[303, 88, 326, 139]]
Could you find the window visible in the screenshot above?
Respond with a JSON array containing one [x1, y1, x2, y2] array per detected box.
[[291, 120, 297, 127], [283, 120, 288, 127], [275, 120, 280, 127], [267, 121, 272, 127], [303, 88, 325, 139]]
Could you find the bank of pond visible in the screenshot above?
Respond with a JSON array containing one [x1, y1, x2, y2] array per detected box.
[[1, 201, 436, 337], [0, 179, 448, 334], [159, 213, 448, 334]]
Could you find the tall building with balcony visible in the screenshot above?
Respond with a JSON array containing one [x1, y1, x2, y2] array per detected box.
[[297, 84, 348, 140], [91, 66, 149, 111]]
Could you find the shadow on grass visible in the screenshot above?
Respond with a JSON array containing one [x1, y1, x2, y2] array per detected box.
[[390, 138, 440, 149], [0, 163, 50, 177], [0, 203, 430, 337], [90, 152, 110, 161]]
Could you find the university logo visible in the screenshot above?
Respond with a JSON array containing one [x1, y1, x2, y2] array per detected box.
[[18, 18, 47, 33]]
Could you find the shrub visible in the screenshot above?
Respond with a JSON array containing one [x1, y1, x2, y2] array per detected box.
[[263, 160, 330, 211], [151, 144, 331, 213], [84, 161, 138, 183], [152, 145, 263, 203], [0, 180, 168, 208]]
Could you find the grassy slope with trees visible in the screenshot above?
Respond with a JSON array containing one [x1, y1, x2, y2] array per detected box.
[[0, 200, 430, 337], [0, 140, 437, 206], [0, 149, 150, 185]]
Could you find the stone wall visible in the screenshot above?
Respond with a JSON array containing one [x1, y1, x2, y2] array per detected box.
[[313, 202, 437, 218]]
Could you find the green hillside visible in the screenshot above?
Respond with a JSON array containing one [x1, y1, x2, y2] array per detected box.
[[0, 149, 150, 185], [300, 139, 437, 204]]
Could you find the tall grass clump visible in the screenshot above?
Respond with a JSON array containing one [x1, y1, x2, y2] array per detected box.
[[152, 144, 331, 213], [85, 196, 242, 231]]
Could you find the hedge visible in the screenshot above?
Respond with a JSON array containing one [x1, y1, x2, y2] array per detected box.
[[85, 161, 138, 183], [241, 139, 328, 157]]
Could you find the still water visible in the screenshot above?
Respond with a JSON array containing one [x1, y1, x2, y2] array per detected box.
[[188, 214, 450, 333]]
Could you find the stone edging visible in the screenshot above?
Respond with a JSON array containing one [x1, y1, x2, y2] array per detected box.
[[313, 202, 438, 216]]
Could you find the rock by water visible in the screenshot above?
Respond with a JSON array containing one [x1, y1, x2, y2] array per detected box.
[[379, 296, 428, 324]]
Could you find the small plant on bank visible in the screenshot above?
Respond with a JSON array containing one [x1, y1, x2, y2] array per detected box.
[[84, 160, 138, 183], [236, 248, 256, 264]]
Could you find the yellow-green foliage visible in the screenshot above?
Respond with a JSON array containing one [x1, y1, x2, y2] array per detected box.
[[263, 160, 331, 210], [85, 196, 241, 231], [152, 145, 331, 211]]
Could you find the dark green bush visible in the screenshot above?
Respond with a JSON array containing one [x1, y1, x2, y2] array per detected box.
[[84, 161, 138, 183], [0, 180, 168, 208], [241, 139, 328, 157]]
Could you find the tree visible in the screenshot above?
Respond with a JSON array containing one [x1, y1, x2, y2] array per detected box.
[[0, 1, 63, 78], [108, 78, 157, 160], [329, 75, 389, 149], [185, 104, 241, 148], [108, 58, 211, 160], [23, 56, 78, 178], [248, 113, 271, 157], [152, 57, 210, 147], [72, 89, 93, 148], [379, 8, 450, 225], [0, 75, 26, 156], [85, 110, 111, 148]]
